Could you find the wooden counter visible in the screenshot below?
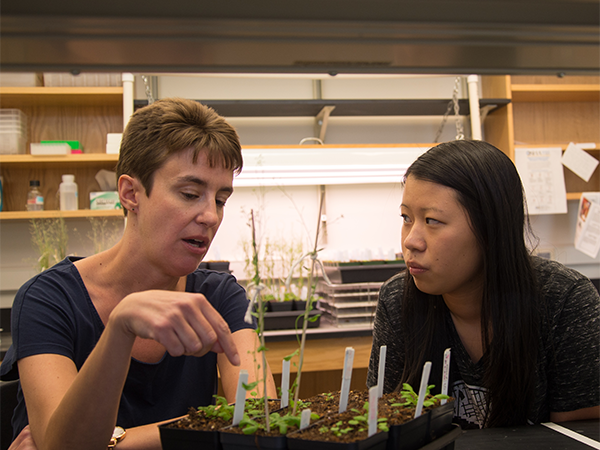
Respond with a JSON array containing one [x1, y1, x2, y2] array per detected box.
[[264, 334, 373, 398], [264, 335, 373, 374]]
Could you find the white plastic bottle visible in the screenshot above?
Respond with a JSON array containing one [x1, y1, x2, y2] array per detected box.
[[59, 174, 78, 211]]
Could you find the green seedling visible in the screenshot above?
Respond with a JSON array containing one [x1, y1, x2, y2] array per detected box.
[[394, 383, 450, 408], [239, 410, 319, 435], [197, 395, 235, 422], [318, 403, 388, 437], [348, 403, 389, 433]]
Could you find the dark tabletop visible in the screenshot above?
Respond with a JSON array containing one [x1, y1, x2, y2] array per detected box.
[[454, 420, 600, 450]]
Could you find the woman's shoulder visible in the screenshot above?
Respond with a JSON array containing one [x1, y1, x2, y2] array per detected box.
[[531, 255, 599, 313], [17, 257, 86, 299], [379, 269, 407, 301], [532, 256, 596, 293], [187, 267, 238, 287], [186, 267, 245, 303]]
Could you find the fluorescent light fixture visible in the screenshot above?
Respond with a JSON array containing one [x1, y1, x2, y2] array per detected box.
[[234, 145, 429, 187]]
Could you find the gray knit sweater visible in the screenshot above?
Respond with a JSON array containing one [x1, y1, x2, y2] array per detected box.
[[367, 257, 600, 428]]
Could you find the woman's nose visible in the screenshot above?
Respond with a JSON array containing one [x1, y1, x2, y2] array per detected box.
[[196, 200, 220, 228], [402, 225, 425, 252]]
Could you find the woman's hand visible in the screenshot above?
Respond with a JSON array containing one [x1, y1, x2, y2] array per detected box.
[[109, 290, 240, 365], [9, 426, 38, 450]]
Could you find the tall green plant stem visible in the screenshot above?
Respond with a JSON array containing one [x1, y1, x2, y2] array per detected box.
[[250, 210, 270, 432], [292, 187, 325, 416]]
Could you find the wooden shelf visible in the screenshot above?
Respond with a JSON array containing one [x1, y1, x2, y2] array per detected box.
[[511, 84, 600, 102], [0, 209, 124, 221], [0, 86, 124, 107], [0, 154, 119, 167]]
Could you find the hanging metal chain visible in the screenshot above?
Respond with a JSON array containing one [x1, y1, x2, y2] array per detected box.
[[141, 75, 155, 105], [453, 77, 465, 140], [434, 76, 464, 142]]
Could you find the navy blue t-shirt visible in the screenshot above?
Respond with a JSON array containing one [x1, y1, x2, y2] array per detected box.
[[0, 256, 254, 438]]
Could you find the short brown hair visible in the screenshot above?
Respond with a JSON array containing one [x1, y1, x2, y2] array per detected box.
[[116, 97, 243, 198]]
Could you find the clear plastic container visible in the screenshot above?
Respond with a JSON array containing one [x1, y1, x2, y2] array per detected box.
[[59, 174, 78, 211], [26, 180, 44, 211], [0, 109, 27, 155]]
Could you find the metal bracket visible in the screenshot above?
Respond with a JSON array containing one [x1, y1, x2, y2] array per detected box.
[[479, 104, 497, 123], [315, 105, 336, 142]]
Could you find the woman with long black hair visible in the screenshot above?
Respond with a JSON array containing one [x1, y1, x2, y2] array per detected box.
[[367, 140, 599, 428]]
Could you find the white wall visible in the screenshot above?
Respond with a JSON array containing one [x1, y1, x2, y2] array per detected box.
[[207, 182, 406, 279]]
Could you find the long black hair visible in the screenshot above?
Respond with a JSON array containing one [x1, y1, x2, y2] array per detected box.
[[400, 140, 540, 427]]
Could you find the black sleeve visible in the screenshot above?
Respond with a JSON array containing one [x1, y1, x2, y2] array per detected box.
[[546, 276, 600, 413], [367, 273, 406, 394]]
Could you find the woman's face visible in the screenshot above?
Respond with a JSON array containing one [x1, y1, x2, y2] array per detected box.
[[134, 148, 234, 277], [400, 175, 484, 301]]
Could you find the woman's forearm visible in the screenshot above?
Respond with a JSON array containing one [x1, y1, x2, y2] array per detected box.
[[36, 323, 136, 450]]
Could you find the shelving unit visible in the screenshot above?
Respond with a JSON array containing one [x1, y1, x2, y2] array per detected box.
[[0, 86, 123, 106], [482, 75, 600, 201], [2, 77, 596, 218], [134, 98, 510, 117], [0, 87, 123, 216], [0, 209, 124, 221]]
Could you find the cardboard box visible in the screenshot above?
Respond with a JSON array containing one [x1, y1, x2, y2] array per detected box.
[[90, 191, 122, 210], [30, 143, 70, 155], [106, 133, 122, 154]]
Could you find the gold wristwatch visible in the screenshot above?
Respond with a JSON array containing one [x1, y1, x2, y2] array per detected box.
[[107, 426, 126, 449]]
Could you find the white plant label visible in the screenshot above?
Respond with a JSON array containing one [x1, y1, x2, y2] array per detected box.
[[281, 359, 290, 408], [377, 345, 387, 398], [233, 370, 248, 426], [368, 385, 379, 437], [339, 347, 355, 413], [414, 361, 432, 418], [300, 408, 312, 430], [441, 348, 451, 405]]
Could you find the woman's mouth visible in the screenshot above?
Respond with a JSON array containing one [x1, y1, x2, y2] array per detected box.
[[407, 262, 428, 275], [184, 238, 204, 248], [183, 238, 209, 254]]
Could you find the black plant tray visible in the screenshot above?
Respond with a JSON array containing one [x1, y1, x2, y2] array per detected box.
[[198, 261, 231, 273], [220, 425, 287, 450], [324, 262, 406, 284], [159, 418, 222, 450], [417, 424, 461, 450], [428, 401, 454, 441], [387, 412, 429, 450], [287, 425, 388, 450], [266, 300, 294, 312], [263, 310, 321, 330]]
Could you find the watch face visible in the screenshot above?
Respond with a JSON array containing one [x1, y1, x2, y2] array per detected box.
[[112, 426, 126, 440]]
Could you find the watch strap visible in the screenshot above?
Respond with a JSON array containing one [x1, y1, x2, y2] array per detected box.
[[107, 426, 126, 449]]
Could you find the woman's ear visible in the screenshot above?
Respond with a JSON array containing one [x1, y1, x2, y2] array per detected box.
[[118, 175, 140, 212]]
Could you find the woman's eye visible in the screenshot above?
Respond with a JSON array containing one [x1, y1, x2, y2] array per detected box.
[[400, 214, 411, 223], [216, 199, 227, 208], [426, 218, 441, 224], [182, 192, 198, 200]]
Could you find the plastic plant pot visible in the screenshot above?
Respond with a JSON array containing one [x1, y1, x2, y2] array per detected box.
[[267, 300, 294, 312], [287, 422, 388, 450], [159, 418, 222, 450], [386, 411, 430, 450], [427, 400, 455, 442], [219, 425, 288, 450]]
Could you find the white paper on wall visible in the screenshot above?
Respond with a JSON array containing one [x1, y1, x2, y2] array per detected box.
[[561, 142, 599, 183], [574, 193, 600, 259], [515, 147, 568, 215]]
